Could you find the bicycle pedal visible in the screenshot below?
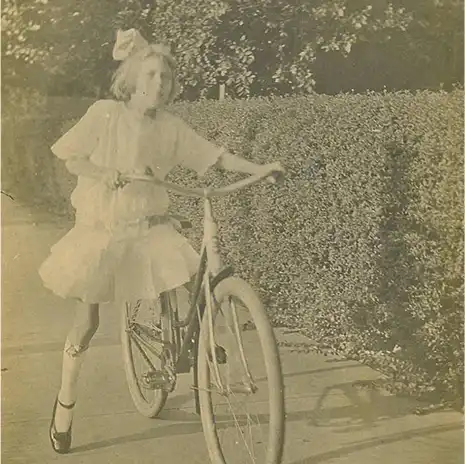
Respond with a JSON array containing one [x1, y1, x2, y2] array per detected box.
[[215, 345, 227, 364], [141, 370, 172, 390]]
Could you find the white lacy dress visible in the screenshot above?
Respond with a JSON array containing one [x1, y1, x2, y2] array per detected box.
[[39, 100, 224, 303]]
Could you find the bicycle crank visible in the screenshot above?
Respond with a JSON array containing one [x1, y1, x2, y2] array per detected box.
[[141, 368, 176, 392]]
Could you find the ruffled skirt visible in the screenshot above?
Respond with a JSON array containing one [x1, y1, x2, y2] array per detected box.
[[39, 220, 200, 303]]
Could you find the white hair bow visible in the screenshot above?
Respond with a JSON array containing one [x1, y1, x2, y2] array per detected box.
[[112, 28, 149, 61]]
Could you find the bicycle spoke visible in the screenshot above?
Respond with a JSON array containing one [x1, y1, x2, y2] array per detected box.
[[223, 393, 255, 461], [129, 329, 163, 369], [122, 299, 169, 416], [131, 319, 162, 334], [205, 278, 224, 391], [221, 383, 267, 463], [202, 288, 274, 463], [229, 298, 254, 383]]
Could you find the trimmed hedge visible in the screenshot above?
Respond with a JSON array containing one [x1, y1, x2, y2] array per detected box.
[[3, 90, 463, 406]]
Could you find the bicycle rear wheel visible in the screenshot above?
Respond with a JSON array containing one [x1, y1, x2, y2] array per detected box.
[[197, 277, 285, 464], [121, 298, 169, 418]]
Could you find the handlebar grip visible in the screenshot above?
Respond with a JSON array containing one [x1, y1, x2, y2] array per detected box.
[[268, 170, 285, 184]]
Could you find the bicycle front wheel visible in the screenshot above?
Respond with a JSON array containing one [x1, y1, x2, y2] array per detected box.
[[197, 277, 285, 464], [121, 299, 168, 418]]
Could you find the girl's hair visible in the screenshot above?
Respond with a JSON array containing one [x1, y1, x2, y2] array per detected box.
[[110, 45, 178, 104]]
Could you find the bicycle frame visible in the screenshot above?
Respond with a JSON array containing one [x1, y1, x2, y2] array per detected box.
[[124, 169, 282, 378], [166, 195, 234, 375], [122, 169, 286, 461]]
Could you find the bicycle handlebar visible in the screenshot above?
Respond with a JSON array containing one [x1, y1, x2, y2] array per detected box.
[[121, 168, 284, 198]]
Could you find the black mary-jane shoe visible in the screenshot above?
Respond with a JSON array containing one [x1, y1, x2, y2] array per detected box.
[[49, 397, 75, 454]]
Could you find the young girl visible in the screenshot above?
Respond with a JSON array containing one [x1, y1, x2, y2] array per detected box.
[[41, 29, 283, 454]]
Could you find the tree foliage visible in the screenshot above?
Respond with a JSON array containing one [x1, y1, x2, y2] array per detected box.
[[2, 0, 462, 99], [394, 0, 464, 85]]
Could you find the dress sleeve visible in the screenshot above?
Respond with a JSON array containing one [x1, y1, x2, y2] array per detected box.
[[174, 117, 226, 177], [51, 100, 108, 160]]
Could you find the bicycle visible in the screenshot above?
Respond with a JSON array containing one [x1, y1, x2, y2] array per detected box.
[[119, 168, 286, 464]]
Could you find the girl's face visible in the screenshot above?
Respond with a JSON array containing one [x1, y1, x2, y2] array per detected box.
[[133, 55, 173, 109]]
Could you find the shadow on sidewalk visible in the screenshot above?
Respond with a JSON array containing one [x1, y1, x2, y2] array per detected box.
[[211, 380, 416, 430], [307, 379, 417, 432], [71, 419, 203, 454], [69, 402, 462, 457], [288, 422, 463, 464], [70, 368, 459, 454], [71, 392, 201, 454], [280, 362, 361, 381], [70, 407, 306, 454]]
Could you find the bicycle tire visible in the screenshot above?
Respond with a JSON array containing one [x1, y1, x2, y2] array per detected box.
[[121, 298, 169, 418], [197, 277, 285, 464]]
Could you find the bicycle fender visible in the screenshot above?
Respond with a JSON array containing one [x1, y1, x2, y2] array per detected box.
[[211, 265, 235, 289], [197, 265, 235, 311], [191, 265, 234, 414]]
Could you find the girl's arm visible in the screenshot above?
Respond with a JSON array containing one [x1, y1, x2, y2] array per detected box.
[[216, 152, 263, 175], [217, 152, 284, 178], [173, 116, 284, 178]]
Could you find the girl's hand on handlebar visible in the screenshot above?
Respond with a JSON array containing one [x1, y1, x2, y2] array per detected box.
[[144, 166, 154, 177], [262, 162, 286, 184], [119, 166, 154, 185], [103, 169, 128, 190]]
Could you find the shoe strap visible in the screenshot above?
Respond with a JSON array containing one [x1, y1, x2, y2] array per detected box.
[[58, 399, 76, 410]]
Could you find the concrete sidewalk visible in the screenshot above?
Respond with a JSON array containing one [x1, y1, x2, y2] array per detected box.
[[2, 201, 463, 463]]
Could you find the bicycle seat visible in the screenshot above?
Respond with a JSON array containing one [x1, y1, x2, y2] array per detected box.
[[169, 214, 192, 230]]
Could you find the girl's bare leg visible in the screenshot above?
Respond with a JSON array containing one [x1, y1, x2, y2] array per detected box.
[[54, 303, 100, 432]]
